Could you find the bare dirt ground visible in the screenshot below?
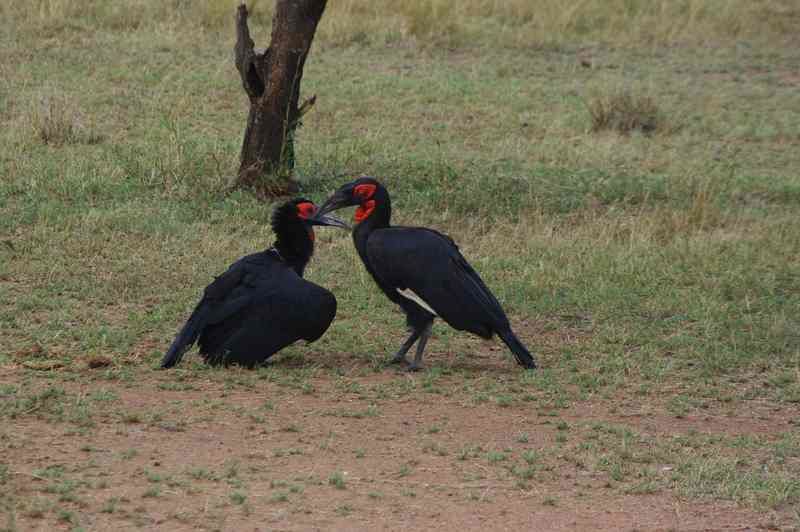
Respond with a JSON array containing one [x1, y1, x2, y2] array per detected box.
[[2, 346, 797, 531]]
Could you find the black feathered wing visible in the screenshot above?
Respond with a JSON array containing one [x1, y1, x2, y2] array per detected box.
[[365, 228, 510, 338], [160, 260, 249, 368], [161, 253, 337, 368], [364, 227, 536, 368], [199, 274, 336, 367]]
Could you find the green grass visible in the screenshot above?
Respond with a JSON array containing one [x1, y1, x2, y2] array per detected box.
[[2, 37, 798, 385], [1, 1, 799, 529], [328, 471, 346, 490]]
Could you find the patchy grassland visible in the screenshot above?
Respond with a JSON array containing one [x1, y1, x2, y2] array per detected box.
[[1, 1, 799, 530]]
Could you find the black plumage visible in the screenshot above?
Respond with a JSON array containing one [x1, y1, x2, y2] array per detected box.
[[317, 177, 536, 371], [160, 199, 346, 369]]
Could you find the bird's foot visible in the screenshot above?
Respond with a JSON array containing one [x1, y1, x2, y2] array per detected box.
[[389, 354, 408, 365], [406, 363, 423, 372]]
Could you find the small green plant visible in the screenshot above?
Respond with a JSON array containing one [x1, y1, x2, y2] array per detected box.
[[145, 470, 164, 483], [458, 444, 482, 461], [513, 465, 536, 480], [25, 498, 51, 519], [56, 508, 79, 525], [487, 450, 508, 463], [101, 497, 120, 514], [328, 471, 346, 489], [495, 394, 514, 407], [667, 395, 692, 418], [522, 450, 538, 465], [120, 449, 138, 460], [142, 486, 161, 498], [269, 491, 289, 503], [187, 468, 218, 481]]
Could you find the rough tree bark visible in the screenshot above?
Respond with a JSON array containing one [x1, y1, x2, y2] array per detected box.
[[234, 0, 327, 198]]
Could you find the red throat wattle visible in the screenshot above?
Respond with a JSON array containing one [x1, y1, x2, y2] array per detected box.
[[353, 184, 377, 223], [354, 200, 376, 222]]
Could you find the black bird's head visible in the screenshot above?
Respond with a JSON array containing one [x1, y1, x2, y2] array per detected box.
[[316, 176, 389, 225], [271, 198, 349, 235], [271, 198, 348, 269]]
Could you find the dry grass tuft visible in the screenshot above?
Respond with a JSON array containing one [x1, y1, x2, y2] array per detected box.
[[30, 96, 102, 146], [318, 0, 800, 47], [586, 90, 664, 136], [4, 0, 798, 47]]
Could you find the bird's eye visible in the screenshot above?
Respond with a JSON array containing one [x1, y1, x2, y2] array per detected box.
[[354, 184, 376, 201], [296, 202, 316, 219]]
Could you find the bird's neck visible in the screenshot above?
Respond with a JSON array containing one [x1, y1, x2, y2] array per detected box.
[[353, 188, 391, 252], [273, 229, 313, 276]]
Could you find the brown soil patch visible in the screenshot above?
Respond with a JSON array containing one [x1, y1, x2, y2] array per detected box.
[[2, 364, 797, 531]]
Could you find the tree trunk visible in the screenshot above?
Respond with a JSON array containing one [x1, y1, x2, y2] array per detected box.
[[234, 0, 327, 198]]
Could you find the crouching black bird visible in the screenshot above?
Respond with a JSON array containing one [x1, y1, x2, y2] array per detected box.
[[316, 176, 536, 371], [160, 199, 348, 369]]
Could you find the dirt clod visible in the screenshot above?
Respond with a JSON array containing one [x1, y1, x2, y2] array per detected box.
[[87, 355, 113, 369]]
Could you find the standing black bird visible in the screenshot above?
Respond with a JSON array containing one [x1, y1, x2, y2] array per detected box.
[[316, 177, 536, 371], [160, 199, 348, 369]]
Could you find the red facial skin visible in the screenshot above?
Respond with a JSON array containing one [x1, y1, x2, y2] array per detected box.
[[296, 202, 317, 240], [296, 202, 316, 220], [353, 184, 377, 222]]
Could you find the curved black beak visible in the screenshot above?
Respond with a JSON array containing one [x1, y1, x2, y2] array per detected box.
[[309, 210, 350, 230], [315, 188, 355, 219]]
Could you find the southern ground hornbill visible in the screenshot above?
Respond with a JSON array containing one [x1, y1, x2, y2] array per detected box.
[[160, 199, 347, 369], [316, 176, 536, 371]]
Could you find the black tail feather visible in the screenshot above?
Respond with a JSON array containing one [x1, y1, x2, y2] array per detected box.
[[160, 305, 208, 369], [498, 329, 537, 369]]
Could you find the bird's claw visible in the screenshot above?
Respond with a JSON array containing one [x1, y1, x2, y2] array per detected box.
[[406, 363, 423, 372]]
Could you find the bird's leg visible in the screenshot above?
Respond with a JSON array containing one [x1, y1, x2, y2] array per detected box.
[[407, 322, 432, 372], [390, 328, 422, 365]]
